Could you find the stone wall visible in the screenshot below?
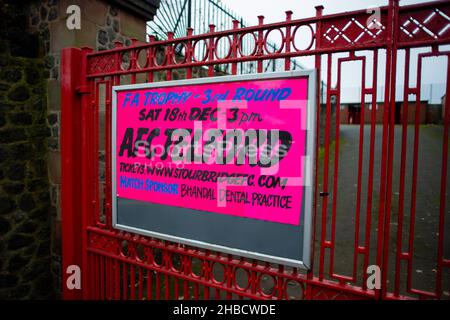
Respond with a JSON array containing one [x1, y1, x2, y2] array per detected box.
[[0, 51, 55, 299], [1, 0, 156, 299]]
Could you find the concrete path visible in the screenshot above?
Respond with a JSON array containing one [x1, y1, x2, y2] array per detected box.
[[315, 124, 450, 297]]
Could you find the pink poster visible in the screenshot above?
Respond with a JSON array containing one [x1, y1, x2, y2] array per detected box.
[[114, 76, 310, 226]]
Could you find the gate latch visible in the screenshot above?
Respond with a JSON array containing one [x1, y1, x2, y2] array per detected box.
[[319, 192, 329, 197], [75, 85, 91, 95]]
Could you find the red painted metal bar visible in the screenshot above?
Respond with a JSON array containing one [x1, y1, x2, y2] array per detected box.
[[130, 264, 136, 299], [354, 55, 367, 282], [105, 257, 109, 299], [257, 16, 264, 73], [105, 79, 112, 228], [394, 46, 410, 297], [147, 36, 156, 83], [381, 0, 400, 299], [61, 48, 84, 300], [100, 256, 104, 299], [186, 28, 194, 79], [122, 262, 128, 299], [166, 32, 174, 81], [79, 47, 94, 299], [361, 49, 378, 291], [284, 11, 292, 71], [115, 259, 120, 299], [208, 24, 215, 77], [405, 51, 427, 298], [130, 40, 138, 84], [147, 268, 153, 300], [318, 53, 332, 281], [138, 266, 143, 300], [329, 55, 343, 281], [231, 20, 239, 75], [436, 51, 450, 299], [406, 51, 424, 295], [375, 0, 394, 300], [93, 81, 102, 228], [328, 54, 368, 284], [307, 5, 324, 296]]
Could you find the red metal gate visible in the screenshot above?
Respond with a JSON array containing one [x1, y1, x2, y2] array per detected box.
[[60, 0, 450, 300]]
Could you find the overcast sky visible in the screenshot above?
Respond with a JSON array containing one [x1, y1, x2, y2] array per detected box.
[[218, 0, 446, 103], [220, 0, 429, 25]]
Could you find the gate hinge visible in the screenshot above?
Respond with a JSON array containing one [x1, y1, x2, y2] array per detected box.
[[75, 85, 91, 95]]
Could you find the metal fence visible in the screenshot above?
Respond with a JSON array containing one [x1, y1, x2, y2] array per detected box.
[[61, 0, 450, 300], [147, 0, 303, 74]]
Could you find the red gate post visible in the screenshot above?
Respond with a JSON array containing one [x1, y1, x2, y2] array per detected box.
[[61, 47, 85, 300]]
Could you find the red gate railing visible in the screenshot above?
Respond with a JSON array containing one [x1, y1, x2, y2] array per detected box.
[[61, 0, 450, 300]]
